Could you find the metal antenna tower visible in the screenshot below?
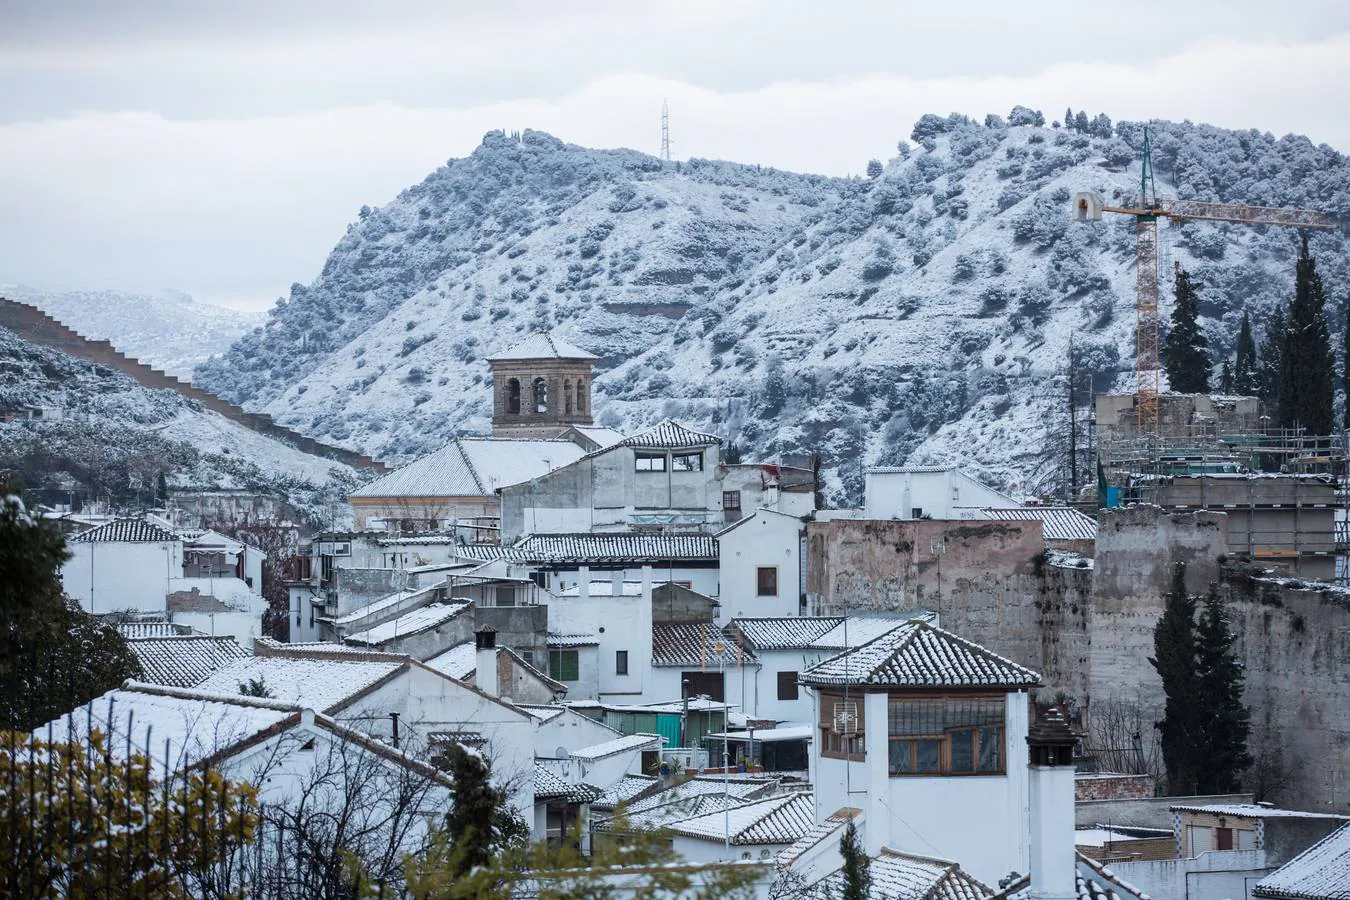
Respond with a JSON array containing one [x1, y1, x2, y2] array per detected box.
[[660, 98, 671, 161]]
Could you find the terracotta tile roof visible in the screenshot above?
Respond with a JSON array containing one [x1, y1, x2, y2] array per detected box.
[[127, 635, 250, 688], [801, 620, 1041, 689], [994, 854, 1152, 900], [728, 617, 844, 651], [532, 763, 604, 803], [810, 614, 935, 651], [486, 331, 598, 361], [616, 419, 722, 450], [116, 621, 194, 639], [349, 437, 582, 498], [982, 506, 1098, 542], [812, 847, 992, 900], [1254, 822, 1350, 899], [591, 774, 660, 812], [651, 623, 759, 668], [547, 632, 601, 648], [666, 793, 815, 846], [515, 532, 718, 563], [71, 517, 178, 543]]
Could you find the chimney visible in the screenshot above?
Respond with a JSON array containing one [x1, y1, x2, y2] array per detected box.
[[475, 625, 499, 697], [1026, 708, 1078, 900]]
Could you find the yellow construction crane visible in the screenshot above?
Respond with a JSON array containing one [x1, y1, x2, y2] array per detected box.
[[1074, 127, 1337, 437]]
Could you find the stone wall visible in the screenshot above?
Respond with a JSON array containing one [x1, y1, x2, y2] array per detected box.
[[1075, 773, 1155, 801]]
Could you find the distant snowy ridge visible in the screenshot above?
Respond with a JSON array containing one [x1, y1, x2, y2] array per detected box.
[[194, 117, 1350, 503], [4, 284, 264, 379]]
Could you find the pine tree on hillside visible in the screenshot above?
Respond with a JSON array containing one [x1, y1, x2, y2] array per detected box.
[[1163, 266, 1210, 393], [1194, 584, 1253, 794], [839, 819, 872, 900], [1150, 562, 1204, 796], [1279, 234, 1335, 434], [1258, 303, 1287, 410], [1232, 311, 1260, 396], [1219, 359, 1233, 394]]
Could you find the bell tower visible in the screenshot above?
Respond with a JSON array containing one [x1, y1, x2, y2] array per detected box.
[[487, 332, 598, 438]]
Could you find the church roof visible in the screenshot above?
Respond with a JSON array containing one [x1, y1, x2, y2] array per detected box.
[[486, 332, 598, 362]]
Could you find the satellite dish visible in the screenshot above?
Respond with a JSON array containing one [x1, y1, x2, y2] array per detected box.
[[555, 747, 570, 759]]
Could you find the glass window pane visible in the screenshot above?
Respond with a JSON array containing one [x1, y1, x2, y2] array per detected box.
[[978, 727, 1003, 772], [949, 728, 975, 772], [915, 740, 941, 772], [889, 740, 912, 774]]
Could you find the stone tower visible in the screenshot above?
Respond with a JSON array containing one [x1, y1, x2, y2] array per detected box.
[[487, 332, 598, 438]]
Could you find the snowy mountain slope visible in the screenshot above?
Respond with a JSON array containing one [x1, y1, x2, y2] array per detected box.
[[196, 116, 1350, 503], [3, 285, 264, 378], [0, 326, 364, 526]]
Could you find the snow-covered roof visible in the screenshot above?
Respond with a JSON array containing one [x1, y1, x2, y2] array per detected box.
[[532, 763, 604, 802], [116, 620, 194, 639], [349, 437, 583, 498], [981, 506, 1098, 541], [728, 617, 844, 651], [547, 632, 601, 647], [569, 732, 663, 761], [37, 685, 298, 776], [514, 532, 718, 563], [995, 853, 1152, 900], [1170, 803, 1350, 821], [652, 623, 759, 668], [810, 613, 936, 651], [801, 619, 1041, 689], [451, 544, 533, 563], [567, 426, 626, 449], [333, 586, 435, 626], [343, 601, 471, 647], [811, 847, 992, 900], [666, 792, 814, 846], [708, 725, 812, 743], [71, 517, 178, 543], [422, 641, 477, 679], [591, 773, 659, 811], [1254, 822, 1350, 899], [127, 635, 250, 688], [615, 419, 722, 450], [192, 656, 406, 713], [486, 331, 598, 362]]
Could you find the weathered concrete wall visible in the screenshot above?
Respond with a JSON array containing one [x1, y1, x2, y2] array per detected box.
[[1073, 793, 1252, 829], [651, 582, 718, 625], [476, 604, 549, 659], [1075, 773, 1154, 801], [805, 518, 1092, 703]]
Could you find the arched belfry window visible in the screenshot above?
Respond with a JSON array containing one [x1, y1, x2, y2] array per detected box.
[[533, 377, 548, 413], [576, 380, 586, 413], [506, 378, 521, 414], [564, 379, 573, 415]]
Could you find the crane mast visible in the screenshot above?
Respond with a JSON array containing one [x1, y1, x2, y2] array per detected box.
[[1074, 126, 1337, 438]]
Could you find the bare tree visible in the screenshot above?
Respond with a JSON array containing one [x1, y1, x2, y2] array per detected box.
[[1084, 696, 1165, 787]]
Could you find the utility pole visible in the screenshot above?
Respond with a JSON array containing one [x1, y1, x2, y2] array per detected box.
[[660, 99, 672, 162]]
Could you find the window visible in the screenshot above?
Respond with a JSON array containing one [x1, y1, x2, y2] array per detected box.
[[576, 381, 586, 413], [682, 670, 724, 702], [722, 491, 742, 511], [520, 649, 535, 666], [756, 566, 779, 597], [616, 650, 629, 675], [777, 671, 799, 701], [911, 507, 923, 519], [820, 692, 865, 760], [1216, 828, 1233, 851], [549, 649, 579, 682], [506, 378, 521, 414], [635, 453, 667, 472], [564, 379, 573, 414], [494, 585, 516, 607], [672, 452, 703, 472], [887, 696, 1005, 776], [533, 377, 548, 413]]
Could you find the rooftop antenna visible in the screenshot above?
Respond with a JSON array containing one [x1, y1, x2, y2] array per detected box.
[[660, 98, 672, 162]]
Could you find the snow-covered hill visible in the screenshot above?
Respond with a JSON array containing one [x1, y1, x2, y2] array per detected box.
[[194, 114, 1350, 503], [2, 285, 264, 378], [0, 326, 364, 526]]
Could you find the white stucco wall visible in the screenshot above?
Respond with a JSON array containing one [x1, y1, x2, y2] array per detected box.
[[532, 710, 623, 758], [672, 834, 785, 865], [736, 649, 815, 724], [863, 469, 1017, 521], [63, 540, 180, 614], [717, 509, 805, 624], [543, 574, 653, 702]]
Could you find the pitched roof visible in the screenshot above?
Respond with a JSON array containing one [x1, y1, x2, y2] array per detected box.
[[533, 763, 604, 803], [71, 517, 178, 543], [116, 621, 194, 639], [811, 847, 993, 900], [666, 793, 815, 845], [652, 623, 759, 668], [192, 656, 406, 713], [728, 617, 844, 651], [1169, 803, 1349, 821], [569, 733, 663, 761], [995, 854, 1151, 900], [515, 532, 718, 564], [423, 641, 477, 680], [486, 331, 598, 362], [591, 774, 660, 811], [548, 632, 601, 648], [343, 601, 471, 647], [349, 437, 583, 498], [810, 613, 936, 651], [127, 635, 250, 688], [801, 619, 1041, 689], [1254, 822, 1350, 899], [617, 419, 722, 450], [981, 506, 1098, 541]]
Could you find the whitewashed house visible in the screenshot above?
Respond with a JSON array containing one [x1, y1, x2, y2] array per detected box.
[[715, 507, 807, 622], [800, 619, 1041, 886], [649, 622, 758, 711], [665, 792, 816, 865], [864, 466, 1019, 520]]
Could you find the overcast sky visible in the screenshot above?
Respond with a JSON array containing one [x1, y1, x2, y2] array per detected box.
[[3, 1, 1348, 310]]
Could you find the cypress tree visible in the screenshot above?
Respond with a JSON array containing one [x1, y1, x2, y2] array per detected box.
[[1194, 584, 1253, 794], [839, 819, 872, 900], [1343, 293, 1350, 428], [1219, 359, 1233, 394], [1258, 303, 1287, 409], [1279, 234, 1335, 434], [1232, 311, 1260, 396], [1149, 562, 1203, 795], [1163, 266, 1210, 393]]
